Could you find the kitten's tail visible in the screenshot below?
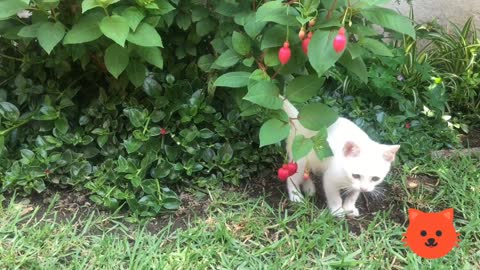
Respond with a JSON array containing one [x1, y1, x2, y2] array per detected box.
[[280, 95, 299, 120]]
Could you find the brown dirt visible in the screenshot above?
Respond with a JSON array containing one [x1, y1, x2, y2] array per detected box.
[[460, 128, 480, 148], [2, 172, 439, 236], [1, 186, 210, 234], [244, 169, 444, 235]]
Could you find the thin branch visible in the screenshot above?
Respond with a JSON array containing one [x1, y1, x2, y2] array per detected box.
[[0, 53, 23, 62], [326, 0, 338, 20]]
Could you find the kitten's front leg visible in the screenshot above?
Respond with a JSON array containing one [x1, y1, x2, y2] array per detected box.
[[343, 190, 360, 217], [323, 170, 344, 216], [287, 159, 306, 202]]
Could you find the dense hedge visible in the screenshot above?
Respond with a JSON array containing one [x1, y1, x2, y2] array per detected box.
[[0, 0, 424, 215]]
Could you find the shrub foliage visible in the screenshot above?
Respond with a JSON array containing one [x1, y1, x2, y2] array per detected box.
[[0, 0, 418, 215]]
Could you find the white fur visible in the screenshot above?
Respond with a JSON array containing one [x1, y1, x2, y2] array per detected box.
[[282, 99, 400, 217]]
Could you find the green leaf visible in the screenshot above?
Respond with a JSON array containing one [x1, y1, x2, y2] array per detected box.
[[196, 18, 216, 37], [292, 135, 314, 161], [0, 102, 20, 121], [127, 22, 163, 47], [0, 0, 29, 20], [54, 117, 69, 134], [264, 48, 280, 67], [312, 128, 333, 160], [37, 0, 60, 9], [214, 72, 251, 88], [256, 1, 300, 26], [308, 30, 343, 77], [261, 25, 298, 50], [176, 12, 191, 30], [124, 137, 143, 153], [18, 23, 41, 38], [350, 25, 380, 37], [212, 49, 241, 69], [136, 47, 163, 69], [20, 149, 35, 164], [248, 69, 271, 88], [244, 80, 282, 110], [298, 103, 338, 131], [303, 0, 321, 15], [339, 51, 368, 83], [214, 2, 240, 17], [362, 7, 416, 38], [199, 128, 215, 139], [179, 127, 198, 143], [163, 198, 181, 210], [33, 105, 59, 121], [286, 75, 325, 103], [97, 135, 108, 148], [121, 7, 145, 31], [81, 0, 101, 13], [99, 15, 129, 46], [127, 61, 147, 87], [355, 0, 397, 7], [191, 6, 209, 22], [154, 0, 176, 15], [244, 12, 267, 38], [219, 143, 233, 163], [197, 54, 214, 72], [347, 44, 365, 59], [104, 43, 129, 78], [0, 135, 4, 156], [63, 14, 103, 44], [259, 118, 290, 147], [360, 37, 393, 57], [232, 31, 251, 56], [37, 22, 65, 54]]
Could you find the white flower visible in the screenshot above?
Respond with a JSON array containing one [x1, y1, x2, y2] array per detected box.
[[17, 10, 32, 19]]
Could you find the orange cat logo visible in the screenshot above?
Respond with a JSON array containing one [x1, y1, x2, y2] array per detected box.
[[402, 208, 460, 259]]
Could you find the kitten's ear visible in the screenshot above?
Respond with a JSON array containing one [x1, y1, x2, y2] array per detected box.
[[343, 141, 360, 157], [383, 145, 400, 162], [408, 208, 424, 221], [440, 208, 454, 221]]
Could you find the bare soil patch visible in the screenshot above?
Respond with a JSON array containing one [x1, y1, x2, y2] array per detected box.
[[2, 171, 439, 236]]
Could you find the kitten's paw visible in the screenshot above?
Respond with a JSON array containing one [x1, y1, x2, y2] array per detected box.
[[330, 207, 346, 217], [302, 181, 316, 196], [289, 191, 304, 203], [344, 206, 359, 217]]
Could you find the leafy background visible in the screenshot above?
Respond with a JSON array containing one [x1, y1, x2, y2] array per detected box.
[[0, 0, 478, 216]]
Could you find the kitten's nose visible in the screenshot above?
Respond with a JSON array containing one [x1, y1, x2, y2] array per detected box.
[[427, 238, 436, 244], [360, 187, 368, 192]]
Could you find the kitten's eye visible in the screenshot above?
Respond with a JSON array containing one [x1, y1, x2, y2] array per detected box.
[[352, 174, 361, 179], [420, 230, 427, 237], [371, 176, 380, 181], [436, 230, 442, 237]]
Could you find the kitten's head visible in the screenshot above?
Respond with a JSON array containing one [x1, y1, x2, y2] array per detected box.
[[341, 141, 400, 192]]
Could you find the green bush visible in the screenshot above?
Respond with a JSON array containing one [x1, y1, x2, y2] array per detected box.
[[0, 0, 422, 215]]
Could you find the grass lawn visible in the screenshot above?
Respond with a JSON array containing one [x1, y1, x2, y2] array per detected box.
[[1, 155, 479, 269]]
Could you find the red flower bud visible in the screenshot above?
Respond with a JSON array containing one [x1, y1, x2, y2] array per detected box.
[[286, 162, 298, 176], [333, 27, 347, 53], [278, 42, 291, 65], [302, 33, 312, 55], [298, 28, 305, 40], [278, 167, 290, 182], [160, 128, 167, 135]]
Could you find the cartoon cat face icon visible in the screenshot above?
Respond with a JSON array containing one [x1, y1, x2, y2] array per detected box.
[[402, 208, 460, 259]]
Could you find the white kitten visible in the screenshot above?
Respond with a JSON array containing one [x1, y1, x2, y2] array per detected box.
[[282, 99, 400, 217]]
